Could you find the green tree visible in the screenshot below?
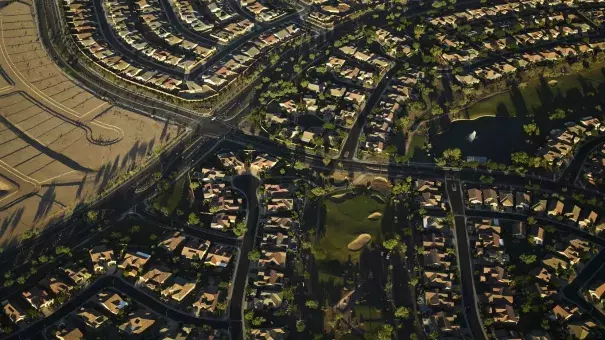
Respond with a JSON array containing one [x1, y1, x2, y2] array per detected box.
[[251, 317, 266, 326], [523, 122, 540, 136], [377, 324, 394, 340], [293, 161, 306, 170], [305, 300, 319, 309], [395, 306, 410, 319], [519, 254, 537, 264], [310, 187, 327, 197], [549, 108, 566, 120], [248, 249, 261, 262], [296, 320, 306, 332], [130, 225, 140, 234], [383, 239, 399, 251], [55, 246, 71, 256], [188, 213, 200, 225], [87, 210, 98, 223], [233, 222, 247, 237]]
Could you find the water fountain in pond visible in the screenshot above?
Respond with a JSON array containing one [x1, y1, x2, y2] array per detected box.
[[468, 131, 477, 143]]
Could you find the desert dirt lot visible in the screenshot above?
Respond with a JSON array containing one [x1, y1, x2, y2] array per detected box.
[[0, 1, 181, 245]]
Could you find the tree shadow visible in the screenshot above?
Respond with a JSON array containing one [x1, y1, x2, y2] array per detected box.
[[495, 102, 510, 117], [76, 173, 87, 199], [160, 119, 171, 142], [509, 83, 528, 118], [440, 74, 454, 104], [34, 183, 57, 221], [0, 206, 24, 239], [535, 77, 554, 113]]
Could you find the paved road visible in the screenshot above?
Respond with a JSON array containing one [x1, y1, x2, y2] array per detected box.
[[3, 275, 229, 340], [464, 209, 605, 247], [90, 0, 185, 77], [229, 175, 260, 340], [563, 249, 605, 326], [445, 178, 488, 340], [340, 65, 398, 160], [560, 135, 605, 183]]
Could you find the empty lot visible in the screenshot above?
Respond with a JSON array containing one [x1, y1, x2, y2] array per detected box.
[[0, 1, 181, 245]]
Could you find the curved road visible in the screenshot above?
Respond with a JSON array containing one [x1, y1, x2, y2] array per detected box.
[[229, 175, 260, 340], [3, 275, 228, 340]]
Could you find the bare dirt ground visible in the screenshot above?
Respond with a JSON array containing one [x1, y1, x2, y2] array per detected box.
[[0, 1, 181, 245]]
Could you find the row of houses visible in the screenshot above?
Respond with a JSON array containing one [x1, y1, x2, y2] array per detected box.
[[275, 76, 368, 126], [470, 219, 519, 325], [374, 27, 413, 59], [538, 117, 604, 167], [457, 34, 605, 83], [581, 143, 605, 190], [239, 0, 284, 22], [244, 182, 300, 339], [266, 82, 366, 152], [134, 0, 216, 61], [428, 0, 597, 28], [250, 183, 298, 313], [199, 23, 304, 95], [420, 214, 462, 337], [415, 179, 447, 209], [169, 0, 247, 40], [64, 0, 190, 93], [326, 55, 379, 89], [359, 71, 420, 155], [466, 185, 605, 232], [216, 151, 278, 176], [105, 0, 201, 72], [154, 232, 235, 315], [337, 45, 392, 73], [73, 291, 158, 337], [193, 169, 244, 230]]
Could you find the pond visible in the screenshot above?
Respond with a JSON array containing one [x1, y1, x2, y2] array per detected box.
[[431, 116, 533, 164]]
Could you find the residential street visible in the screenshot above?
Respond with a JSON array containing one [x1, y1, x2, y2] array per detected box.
[[229, 175, 260, 340], [340, 65, 398, 160], [559, 134, 605, 183], [4, 276, 229, 340], [445, 177, 488, 340]]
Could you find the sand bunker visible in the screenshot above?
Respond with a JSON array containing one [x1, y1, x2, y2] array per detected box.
[[331, 193, 347, 199], [347, 234, 372, 251], [367, 212, 382, 220]]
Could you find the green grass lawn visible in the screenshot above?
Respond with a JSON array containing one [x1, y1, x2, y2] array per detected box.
[[406, 133, 431, 162], [318, 193, 385, 265], [466, 64, 605, 119], [159, 177, 186, 215]]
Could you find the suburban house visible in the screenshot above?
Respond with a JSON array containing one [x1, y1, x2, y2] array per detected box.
[[119, 311, 157, 335], [118, 251, 151, 277], [89, 245, 117, 273], [77, 307, 108, 329], [22, 287, 54, 310], [158, 232, 186, 253], [161, 277, 197, 302], [2, 301, 25, 324], [97, 292, 129, 315]]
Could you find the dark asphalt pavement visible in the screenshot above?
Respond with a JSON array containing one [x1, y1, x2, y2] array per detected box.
[[4, 276, 228, 340], [229, 175, 260, 340], [445, 178, 488, 340]]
